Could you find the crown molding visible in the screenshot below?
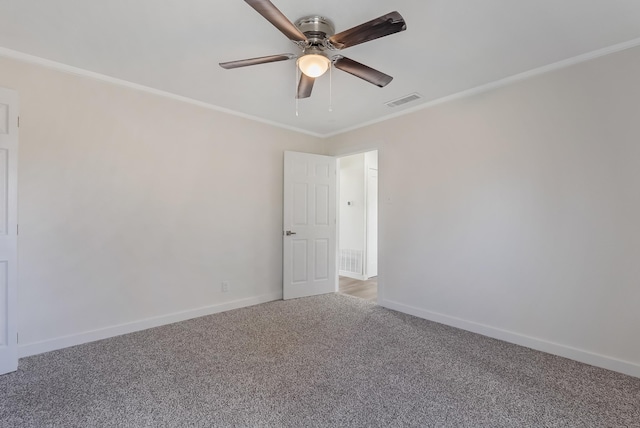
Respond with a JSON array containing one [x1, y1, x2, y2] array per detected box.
[[0, 47, 324, 139], [323, 37, 640, 138], [2, 37, 640, 140]]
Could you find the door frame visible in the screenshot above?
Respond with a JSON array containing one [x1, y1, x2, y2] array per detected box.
[[333, 144, 384, 303]]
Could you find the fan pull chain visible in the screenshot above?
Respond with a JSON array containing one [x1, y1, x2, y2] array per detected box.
[[295, 62, 299, 117], [329, 63, 333, 113]]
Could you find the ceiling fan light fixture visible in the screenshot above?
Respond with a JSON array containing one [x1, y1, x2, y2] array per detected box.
[[297, 54, 331, 78], [220, 2, 408, 101]]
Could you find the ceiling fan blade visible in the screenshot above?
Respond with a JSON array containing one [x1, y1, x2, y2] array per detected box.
[[328, 11, 406, 50], [333, 56, 393, 87], [245, 0, 308, 43], [297, 73, 315, 99], [219, 53, 296, 69]]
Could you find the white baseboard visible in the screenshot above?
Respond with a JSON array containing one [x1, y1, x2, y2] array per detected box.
[[19, 292, 282, 358], [380, 299, 640, 379]]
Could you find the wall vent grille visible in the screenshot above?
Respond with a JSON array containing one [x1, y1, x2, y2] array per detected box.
[[385, 93, 422, 108], [340, 249, 363, 275]]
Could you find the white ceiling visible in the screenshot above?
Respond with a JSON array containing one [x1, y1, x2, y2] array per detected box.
[[1, 0, 640, 136]]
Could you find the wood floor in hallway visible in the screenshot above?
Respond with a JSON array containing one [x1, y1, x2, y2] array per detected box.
[[338, 276, 377, 302]]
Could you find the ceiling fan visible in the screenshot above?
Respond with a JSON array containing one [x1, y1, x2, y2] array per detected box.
[[219, 0, 407, 99]]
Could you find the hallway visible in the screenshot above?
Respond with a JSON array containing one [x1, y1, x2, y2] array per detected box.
[[338, 276, 377, 302]]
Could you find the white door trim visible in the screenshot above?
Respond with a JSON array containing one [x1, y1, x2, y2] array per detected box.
[[0, 87, 19, 375]]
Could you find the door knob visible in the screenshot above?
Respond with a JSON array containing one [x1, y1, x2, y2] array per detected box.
[[285, 230, 296, 236]]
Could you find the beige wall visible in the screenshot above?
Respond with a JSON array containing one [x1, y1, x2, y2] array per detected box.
[[0, 56, 324, 353], [325, 46, 640, 376], [3, 43, 640, 377]]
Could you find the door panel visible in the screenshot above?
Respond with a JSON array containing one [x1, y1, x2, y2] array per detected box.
[[315, 239, 329, 280], [293, 183, 308, 225], [292, 239, 308, 283], [0, 262, 7, 348], [0, 149, 7, 235], [283, 151, 336, 299], [0, 88, 18, 375]]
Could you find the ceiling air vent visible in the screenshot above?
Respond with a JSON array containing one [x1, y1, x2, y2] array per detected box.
[[385, 93, 422, 108]]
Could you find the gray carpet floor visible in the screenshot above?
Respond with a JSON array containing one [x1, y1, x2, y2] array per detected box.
[[1, 294, 639, 427]]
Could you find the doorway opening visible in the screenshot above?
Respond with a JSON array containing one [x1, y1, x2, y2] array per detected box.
[[337, 150, 378, 302]]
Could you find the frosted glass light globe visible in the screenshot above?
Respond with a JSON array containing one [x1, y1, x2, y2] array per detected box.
[[298, 54, 331, 78]]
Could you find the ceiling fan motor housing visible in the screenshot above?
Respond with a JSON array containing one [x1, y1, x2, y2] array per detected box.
[[295, 16, 335, 47]]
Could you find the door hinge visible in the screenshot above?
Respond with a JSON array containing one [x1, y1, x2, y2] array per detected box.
[[16, 332, 19, 344], [16, 224, 18, 235], [17, 116, 20, 128]]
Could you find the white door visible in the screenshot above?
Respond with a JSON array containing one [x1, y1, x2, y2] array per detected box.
[[283, 151, 336, 300], [0, 88, 18, 375]]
